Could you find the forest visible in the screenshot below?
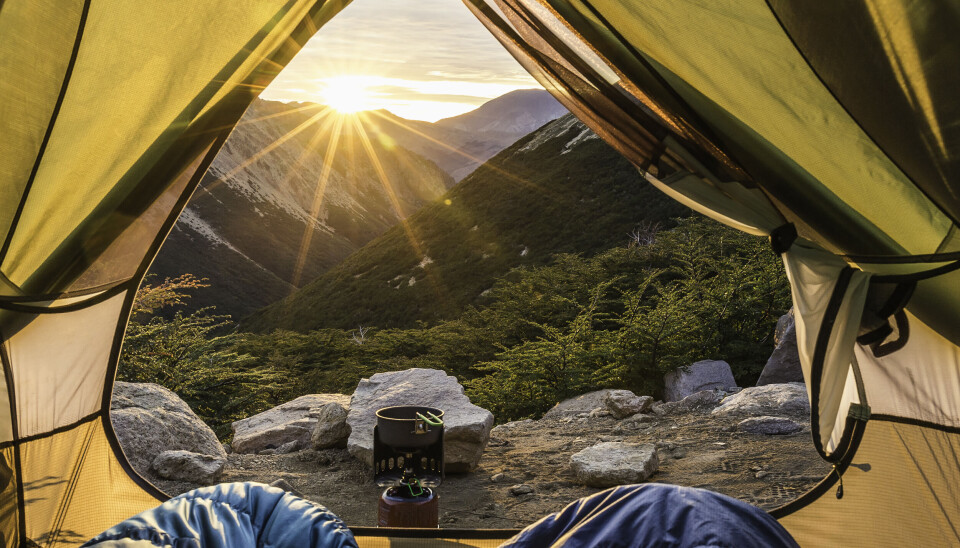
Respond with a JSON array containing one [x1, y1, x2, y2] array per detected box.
[[119, 216, 791, 438]]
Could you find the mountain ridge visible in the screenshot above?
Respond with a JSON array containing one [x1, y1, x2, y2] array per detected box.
[[366, 89, 567, 181], [241, 113, 690, 332], [148, 100, 452, 318]]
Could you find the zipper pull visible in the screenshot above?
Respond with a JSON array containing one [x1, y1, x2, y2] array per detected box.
[[834, 465, 844, 499]]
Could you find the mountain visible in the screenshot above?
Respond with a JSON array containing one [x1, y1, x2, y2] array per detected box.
[[242, 113, 690, 333], [148, 99, 452, 319], [434, 89, 568, 135], [366, 89, 567, 181]]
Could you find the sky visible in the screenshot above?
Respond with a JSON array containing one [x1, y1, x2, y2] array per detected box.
[[261, 0, 542, 122]]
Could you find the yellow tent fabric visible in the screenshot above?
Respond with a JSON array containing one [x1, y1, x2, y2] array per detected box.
[[0, 0, 349, 545]]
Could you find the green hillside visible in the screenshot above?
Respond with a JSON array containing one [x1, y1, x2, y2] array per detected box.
[[242, 115, 689, 332]]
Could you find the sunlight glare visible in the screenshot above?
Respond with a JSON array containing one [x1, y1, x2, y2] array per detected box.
[[318, 76, 374, 113]]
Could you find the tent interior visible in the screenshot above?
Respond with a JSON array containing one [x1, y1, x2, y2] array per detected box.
[[1, 0, 959, 546]]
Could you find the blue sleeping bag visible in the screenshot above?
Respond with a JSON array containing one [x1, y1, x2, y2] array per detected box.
[[85, 482, 795, 547], [501, 484, 799, 548], [82, 482, 357, 548]]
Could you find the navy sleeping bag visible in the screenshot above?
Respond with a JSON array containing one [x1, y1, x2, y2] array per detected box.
[[82, 482, 357, 548], [501, 484, 799, 548]]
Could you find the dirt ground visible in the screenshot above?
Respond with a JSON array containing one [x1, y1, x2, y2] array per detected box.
[[156, 409, 831, 529]]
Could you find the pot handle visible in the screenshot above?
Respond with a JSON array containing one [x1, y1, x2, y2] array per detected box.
[[414, 412, 443, 433]]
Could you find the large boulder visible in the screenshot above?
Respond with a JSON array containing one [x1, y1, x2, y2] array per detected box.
[[663, 360, 738, 402], [347, 368, 493, 473], [231, 394, 350, 454], [543, 389, 619, 419], [603, 390, 652, 419], [570, 442, 659, 487], [712, 383, 810, 417], [151, 450, 225, 484], [311, 402, 351, 449], [756, 309, 804, 385], [111, 382, 226, 481]]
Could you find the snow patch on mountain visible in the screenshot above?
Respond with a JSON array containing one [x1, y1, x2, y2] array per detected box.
[[518, 115, 581, 153], [561, 127, 598, 154], [177, 208, 241, 254]]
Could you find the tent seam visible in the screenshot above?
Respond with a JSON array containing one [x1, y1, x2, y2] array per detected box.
[[0, 410, 102, 450], [768, 418, 866, 519], [762, 0, 960, 230], [0, 279, 125, 304], [0, 283, 128, 314], [808, 267, 856, 462], [0, 0, 93, 265], [98, 279, 168, 502], [871, 413, 960, 435]]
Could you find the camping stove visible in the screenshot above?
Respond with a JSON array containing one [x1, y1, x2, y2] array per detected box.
[[374, 406, 444, 528]]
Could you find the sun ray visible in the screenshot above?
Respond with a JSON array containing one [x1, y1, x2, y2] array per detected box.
[[229, 101, 324, 131], [291, 113, 346, 287], [363, 109, 560, 201], [348, 116, 417, 248], [193, 106, 336, 200], [349, 115, 459, 311]]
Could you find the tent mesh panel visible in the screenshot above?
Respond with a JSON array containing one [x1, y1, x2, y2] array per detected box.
[[777, 419, 960, 546], [0, 446, 18, 548], [17, 419, 161, 547]]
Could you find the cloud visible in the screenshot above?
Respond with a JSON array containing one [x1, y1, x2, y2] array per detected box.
[[262, 0, 540, 120]]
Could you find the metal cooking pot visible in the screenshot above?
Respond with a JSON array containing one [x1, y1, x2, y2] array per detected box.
[[375, 406, 444, 450]]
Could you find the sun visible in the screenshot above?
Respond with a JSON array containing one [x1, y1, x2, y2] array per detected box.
[[318, 76, 374, 113]]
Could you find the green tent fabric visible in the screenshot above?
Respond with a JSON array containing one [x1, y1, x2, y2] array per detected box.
[[466, 1, 960, 545], [0, 0, 349, 544], [2, 0, 959, 546]]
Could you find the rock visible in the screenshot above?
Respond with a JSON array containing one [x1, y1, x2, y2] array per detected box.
[[755, 471, 770, 479], [603, 390, 653, 419], [588, 408, 613, 419], [346, 368, 494, 472], [652, 390, 725, 415], [491, 419, 534, 436], [311, 402, 351, 449], [222, 443, 232, 454], [491, 473, 520, 484], [712, 383, 810, 417], [570, 442, 659, 487], [757, 309, 804, 385], [663, 360, 738, 402], [543, 389, 620, 419], [111, 382, 227, 481], [276, 440, 300, 454], [151, 450, 225, 484], [259, 449, 276, 455], [738, 416, 803, 435], [621, 414, 655, 429], [509, 484, 534, 496], [231, 394, 350, 454], [270, 478, 303, 498]]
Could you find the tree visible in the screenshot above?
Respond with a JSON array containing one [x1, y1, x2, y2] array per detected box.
[[119, 275, 284, 437], [467, 280, 614, 420]]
